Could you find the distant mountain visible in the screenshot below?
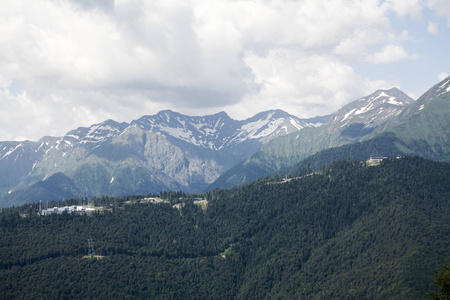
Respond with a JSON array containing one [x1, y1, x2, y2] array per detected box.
[[333, 87, 412, 129], [3, 76, 448, 207], [280, 78, 449, 178], [209, 87, 415, 189], [0, 109, 319, 208], [388, 77, 450, 160], [212, 77, 450, 190]]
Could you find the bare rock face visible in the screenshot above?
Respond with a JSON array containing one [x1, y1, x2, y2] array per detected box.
[[0, 109, 318, 207]]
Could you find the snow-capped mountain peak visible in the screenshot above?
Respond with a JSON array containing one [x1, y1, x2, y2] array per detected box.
[[437, 76, 450, 96], [333, 88, 414, 126], [393, 75, 450, 122], [65, 120, 128, 146], [228, 110, 311, 145], [130, 109, 312, 150], [413, 75, 450, 107]]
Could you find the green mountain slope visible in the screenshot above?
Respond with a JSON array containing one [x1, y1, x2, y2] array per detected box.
[[1, 172, 81, 208], [284, 132, 405, 175], [390, 92, 450, 160], [1, 157, 449, 299], [285, 89, 450, 176], [209, 77, 450, 190]]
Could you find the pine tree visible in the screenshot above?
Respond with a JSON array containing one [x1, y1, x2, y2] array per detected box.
[[429, 263, 450, 300]]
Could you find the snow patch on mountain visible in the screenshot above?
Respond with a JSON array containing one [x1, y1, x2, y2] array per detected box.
[[374, 92, 389, 100], [128, 110, 313, 150], [0, 144, 22, 161], [355, 103, 374, 116], [160, 125, 202, 147], [387, 97, 402, 105], [439, 77, 450, 88], [437, 77, 450, 96], [289, 118, 304, 130], [342, 109, 356, 122], [238, 116, 282, 140], [335, 88, 413, 125]]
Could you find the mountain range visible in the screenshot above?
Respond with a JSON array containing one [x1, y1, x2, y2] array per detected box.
[[210, 77, 450, 189], [1, 76, 449, 207], [0, 109, 324, 208]]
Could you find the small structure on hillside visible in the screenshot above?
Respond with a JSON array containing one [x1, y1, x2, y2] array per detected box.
[[193, 199, 208, 210], [367, 156, 385, 164], [41, 205, 95, 215]]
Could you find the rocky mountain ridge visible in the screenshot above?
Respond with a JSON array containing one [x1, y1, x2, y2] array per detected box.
[[332, 87, 412, 126], [0, 109, 320, 207], [209, 77, 450, 190], [4, 76, 450, 207]]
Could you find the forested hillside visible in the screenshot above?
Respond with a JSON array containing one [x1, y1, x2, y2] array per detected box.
[[1, 157, 449, 299], [285, 132, 406, 176]]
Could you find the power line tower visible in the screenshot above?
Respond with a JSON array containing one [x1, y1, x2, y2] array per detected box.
[[87, 238, 96, 258]]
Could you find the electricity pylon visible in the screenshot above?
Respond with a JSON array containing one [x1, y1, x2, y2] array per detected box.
[[87, 238, 95, 257]]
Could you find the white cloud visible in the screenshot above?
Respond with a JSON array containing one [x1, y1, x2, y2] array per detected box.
[[427, 0, 450, 26], [0, 90, 52, 141], [438, 71, 449, 81], [382, 0, 450, 27], [365, 44, 417, 64], [427, 21, 439, 34], [382, 0, 423, 20], [236, 50, 392, 119], [0, 0, 438, 140]]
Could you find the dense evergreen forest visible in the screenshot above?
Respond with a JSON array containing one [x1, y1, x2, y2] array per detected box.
[[1, 157, 449, 299], [285, 132, 406, 176]]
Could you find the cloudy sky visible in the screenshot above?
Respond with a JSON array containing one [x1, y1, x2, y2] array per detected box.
[[1, 0, 449, 141]]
